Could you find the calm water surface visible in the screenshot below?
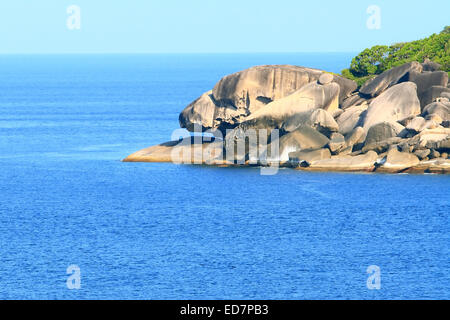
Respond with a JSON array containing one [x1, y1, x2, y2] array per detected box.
[[0, 54, 448, 299]]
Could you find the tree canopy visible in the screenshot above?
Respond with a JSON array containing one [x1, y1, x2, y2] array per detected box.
[[342, 26, 450, 86]]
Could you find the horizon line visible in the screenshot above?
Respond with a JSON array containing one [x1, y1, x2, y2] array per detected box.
[[0, 51, 359, 55]]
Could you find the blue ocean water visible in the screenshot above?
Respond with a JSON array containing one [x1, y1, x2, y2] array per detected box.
[[0, 54, 448, 300]]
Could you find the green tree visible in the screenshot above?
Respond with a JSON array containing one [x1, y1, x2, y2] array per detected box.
[[349, 45, 389, 77], [343, 26, 450, 85]]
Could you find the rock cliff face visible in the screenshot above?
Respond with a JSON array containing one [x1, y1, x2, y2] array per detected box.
[[125, 61, 450, 174]]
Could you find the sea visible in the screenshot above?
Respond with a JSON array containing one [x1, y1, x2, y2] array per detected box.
[[0, 53, 448, 299]]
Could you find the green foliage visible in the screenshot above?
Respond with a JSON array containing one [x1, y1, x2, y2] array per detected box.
[[342, 26, 450, 86], [349, 45, 389, 77], [341, 68, 375, 87]]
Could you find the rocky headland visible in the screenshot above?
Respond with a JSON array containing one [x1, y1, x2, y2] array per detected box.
[[124, 59, 450, 174]]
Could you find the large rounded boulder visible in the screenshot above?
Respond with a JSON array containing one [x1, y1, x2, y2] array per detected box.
[[401, 71, 449, 108], [179, 65, 356, 132], [362, 82, 421, 129], [244, 81, 341, 128]]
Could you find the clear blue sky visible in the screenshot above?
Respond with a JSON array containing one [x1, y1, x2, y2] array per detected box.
[[0, 0, 448, 53]]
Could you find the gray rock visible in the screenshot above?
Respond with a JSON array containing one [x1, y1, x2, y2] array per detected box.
[[411, 116, 442, 132], [429, 149, 441, 159], [362, 136, 403, 154], [426, 137, 450, 152], [244, 81, 340, 129], [179, 91, 219, 131], [345, 127, 366, 147], [282, 109, 339, 136], [422, 102, 450, 121], [289, 148, 331, 164], [212, 65, 321, 113], [318, 73, 334, 85], [336, 103, 368, 135], [421, 86, 450, 107], [406, 117, 427, 132], [398, 115, 417, 127], [398, 142, 414, 153], [268, 126, 330, 162], [340, 93, 369, 110], [180, 65, 355, 133], [223, 126, 264, 163], [331, 76, 358, 104], [281, 112, 310, 133], [363, 82, 421, 129], [377, 148, 420, 173], [408, 128, 450, 150], [359, 61, 423, 98], [422, 59, 442, 72], [123, 138, 223, 164], [423, 120, 440, 130], [405, 158, 450, 174], [401, 71, 448, 108], [365, 122, 405, 146], [307, 151, 378, 172], [328, 133, 346, 154], [306, 109, 339, 135], [339, 145, 354, 155], [425, 113, 443, 124], [331, 109, 344, 119], [414, 149, 431, 160], [211, 65, 354, 115], [179, 91, 250, 132]]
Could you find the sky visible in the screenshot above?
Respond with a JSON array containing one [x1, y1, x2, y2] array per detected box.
[[0, 0, 448, 54]]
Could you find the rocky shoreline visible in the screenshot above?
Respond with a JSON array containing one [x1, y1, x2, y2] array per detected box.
[[124, 61, 450, 174]]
